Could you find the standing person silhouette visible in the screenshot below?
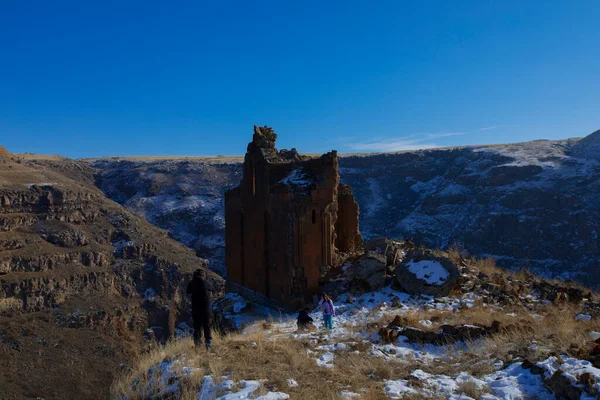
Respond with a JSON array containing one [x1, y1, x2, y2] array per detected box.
[[318, 293, 335, 330], [186, 269, 214, 349]]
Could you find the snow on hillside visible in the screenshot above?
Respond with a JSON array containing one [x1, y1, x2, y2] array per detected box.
[[92, 132, 600, 285], [93, 159, 240, 275], [338, 136, 600, 283]]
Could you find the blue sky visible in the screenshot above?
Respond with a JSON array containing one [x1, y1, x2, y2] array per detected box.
[[1, 1, 599, 158]]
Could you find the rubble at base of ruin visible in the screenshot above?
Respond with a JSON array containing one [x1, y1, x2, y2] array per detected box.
[[225, 125, 362, 308]]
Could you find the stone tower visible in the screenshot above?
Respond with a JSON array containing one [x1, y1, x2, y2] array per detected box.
[[225, 126, 361, 308]]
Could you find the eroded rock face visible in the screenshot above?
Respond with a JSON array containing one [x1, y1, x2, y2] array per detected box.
[[92, 157, 240, 275], [0, 156, 224, 399], [395, 249, 460, 297]]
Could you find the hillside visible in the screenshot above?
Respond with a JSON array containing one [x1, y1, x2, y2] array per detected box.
[[113, 248, 600, 399], [90, 130, 600, 284], [0, 154, 223, 399]]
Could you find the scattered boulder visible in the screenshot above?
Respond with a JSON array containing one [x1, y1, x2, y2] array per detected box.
[[546, 370, 582, 400], [535, 281, 585, 305], [379, 327, 401, 344], [365, 237, 407, 267], [351, 251, 387, 291], [355, 251, 386, 276], [401, 327, 439, 344], [578, 372, 596, 394], [521, 359, 534, 370], [395, 249, 460, 297], [389, 315, 409, 328], [378, 316, 534, 346]]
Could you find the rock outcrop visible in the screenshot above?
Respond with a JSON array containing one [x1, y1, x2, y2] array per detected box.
[[395, 248, 460, 297], [352, 251, 387, 291], [0, 154, 223, 399]]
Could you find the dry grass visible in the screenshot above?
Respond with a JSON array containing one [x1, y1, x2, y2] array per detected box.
[[456, 380, 490, 398], [110, 338, 197, 399], [112, 327, 402, 399], [446, 245, 538, 284], [0, 297, 23, 312], [438, 302, 600, 377], [112, 248, 600, 399], [112, 298, 600, 398]]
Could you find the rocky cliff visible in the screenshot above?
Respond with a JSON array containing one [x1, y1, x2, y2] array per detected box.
[[0, 155, 223, 399], [92, 158, 241, 275], [91, 130, 600, 285]]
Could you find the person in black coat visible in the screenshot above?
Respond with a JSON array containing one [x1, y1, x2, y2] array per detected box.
[[186, 269, 214, 349], [297, 308, 314, 331]]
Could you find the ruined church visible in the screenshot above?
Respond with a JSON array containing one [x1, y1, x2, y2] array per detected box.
[[225, 126, 362, 308]]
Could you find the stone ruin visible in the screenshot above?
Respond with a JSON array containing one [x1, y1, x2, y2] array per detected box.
[[225, 125, 362, 308]]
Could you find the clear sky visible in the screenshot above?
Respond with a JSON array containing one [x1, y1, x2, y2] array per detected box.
[[1, 1, 599, 158]]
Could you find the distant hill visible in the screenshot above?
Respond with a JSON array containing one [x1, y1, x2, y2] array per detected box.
[[91, 129, 600, 285], [570, 129, 600, 159]]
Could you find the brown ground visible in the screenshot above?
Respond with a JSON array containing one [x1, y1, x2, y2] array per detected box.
[[0, 310, 139, 399]]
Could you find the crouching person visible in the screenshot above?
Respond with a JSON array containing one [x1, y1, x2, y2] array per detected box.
[[297, 308, 316, 331], [186, 269, 214, 349]]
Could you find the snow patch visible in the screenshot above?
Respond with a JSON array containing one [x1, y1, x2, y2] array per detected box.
[[315, 352, 335, 368], [286, 379, 298, 388], [279, 169, 311, 186], [406, 259, 449, 284]]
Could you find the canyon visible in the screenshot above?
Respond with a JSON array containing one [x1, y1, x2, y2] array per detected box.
[[92, 129, 600, 285]]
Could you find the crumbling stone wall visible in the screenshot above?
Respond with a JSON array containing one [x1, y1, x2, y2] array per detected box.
[[225, 126, 362, 308], [335, 184, 361, 252]]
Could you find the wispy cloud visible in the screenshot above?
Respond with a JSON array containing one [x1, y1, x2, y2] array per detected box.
[[344, 131, 464, 152], [424, 131, 467, 139], [479, 125, 501, 131], [341, 126, 498, 153], [348, 138, 438, 152]]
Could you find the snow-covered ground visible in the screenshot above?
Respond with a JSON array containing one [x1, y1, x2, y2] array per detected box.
[[127, 273, 600, 399]]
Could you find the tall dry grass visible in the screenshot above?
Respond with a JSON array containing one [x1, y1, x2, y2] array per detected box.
[[112, 326, 403, 399]]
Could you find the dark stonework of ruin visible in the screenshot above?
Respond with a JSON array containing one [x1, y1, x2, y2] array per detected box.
[[225, 125, 362, 308]]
